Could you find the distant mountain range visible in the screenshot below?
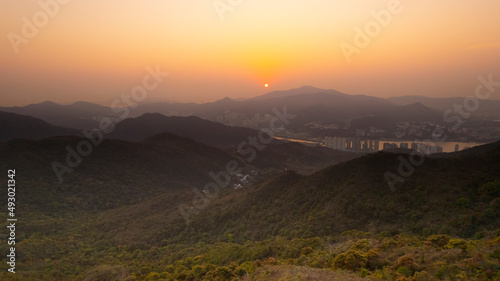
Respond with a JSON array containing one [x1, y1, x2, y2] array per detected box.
[[131, 87, 446, 132], [388, 95, 500, 120], [250, 86, 350, 100], [3, 86, 488, 131], [2, 86, 500, 143]]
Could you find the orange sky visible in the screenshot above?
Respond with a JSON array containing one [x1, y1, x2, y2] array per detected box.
[[1, 0, 500, 106]]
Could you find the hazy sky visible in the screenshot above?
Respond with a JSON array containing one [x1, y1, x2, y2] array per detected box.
[[1, 0, 500, 106]]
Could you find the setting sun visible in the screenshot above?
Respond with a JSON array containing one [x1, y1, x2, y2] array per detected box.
[[265, 84, 269, 88]]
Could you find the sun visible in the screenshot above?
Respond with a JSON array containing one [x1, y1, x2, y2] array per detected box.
[[264, 83, 269, 88]]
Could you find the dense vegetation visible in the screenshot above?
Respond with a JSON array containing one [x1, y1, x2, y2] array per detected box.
[[0, 137, 499, 280], [1, 226, 498, 280]]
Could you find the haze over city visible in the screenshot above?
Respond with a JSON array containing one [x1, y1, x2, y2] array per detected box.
[[1, 0, 500, 106]]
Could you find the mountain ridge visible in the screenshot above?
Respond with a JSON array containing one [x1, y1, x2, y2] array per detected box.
[[0, 110, 79, 141]]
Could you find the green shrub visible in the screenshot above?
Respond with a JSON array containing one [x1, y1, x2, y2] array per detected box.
[[445, 239, 468, 252], [351, 239, 371, 252], [396, 266, 412, 277], [479, 181, 500, 201], [145, 272, 160, 280], [456, 198, 470, 208], [192, 265, 206, 278], [301, 247, 314, 256], [427, 234, 451, 248], [332, 250, 367, 271]]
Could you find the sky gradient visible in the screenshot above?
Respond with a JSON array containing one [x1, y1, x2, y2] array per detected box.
[[1, 0, 500, 106]]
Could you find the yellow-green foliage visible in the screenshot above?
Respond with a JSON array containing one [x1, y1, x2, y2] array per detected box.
[[332, 250, 368, 271], [2, 231, 499, 281]]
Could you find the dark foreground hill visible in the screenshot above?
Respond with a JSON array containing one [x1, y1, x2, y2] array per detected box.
[[0, 131, 357, 213], [0, 133, 240, 214], [0, 138, 498, 280], [92, 141, 500, 247]]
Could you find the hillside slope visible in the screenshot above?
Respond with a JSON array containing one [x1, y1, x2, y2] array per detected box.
[[94, 141, 500, 246], [108, 113, 268, 149], [0, 111, 79, 141]]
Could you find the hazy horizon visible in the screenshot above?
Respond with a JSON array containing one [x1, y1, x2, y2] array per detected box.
[[2, 1, 500, 106], [3, 84, 500, 108]]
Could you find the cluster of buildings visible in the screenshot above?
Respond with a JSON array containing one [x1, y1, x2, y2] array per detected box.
[[383, 142, 443, 154], [324, 136, 445, 155], [216, 113, 287, 133], [323, 137, 379, 153], [412, 143, 443, 154], [241, 113, 276, 129]]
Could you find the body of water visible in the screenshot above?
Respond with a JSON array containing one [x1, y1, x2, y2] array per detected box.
[[274, 137, 321, 145]]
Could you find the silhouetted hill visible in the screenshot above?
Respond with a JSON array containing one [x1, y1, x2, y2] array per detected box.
[[277, 96, 441, 134], [250, 93, 440, 132], [250, 86, 347, 101], [347, 102, 442, 130], [0, 101, 117, 129], [3, 90, 474, 136], [108, 113, 362, 173], [388, 95, 500, 120], [130, 88, 442, 133], [108, 113, 272, 149], [0, 111, 79, 141]]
